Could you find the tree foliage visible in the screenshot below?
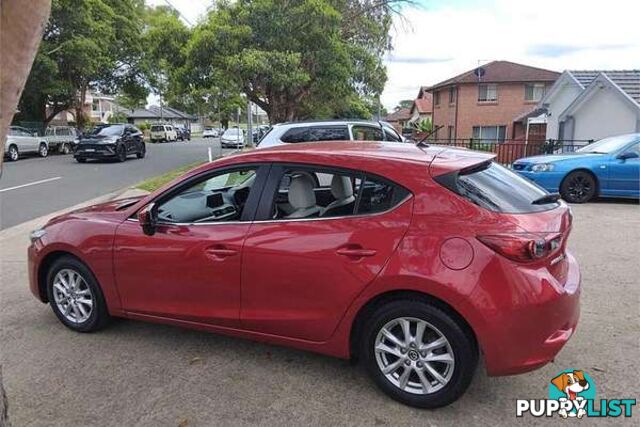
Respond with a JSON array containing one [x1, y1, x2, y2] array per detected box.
[[187, 0, 404, 122], [17, 0, 146, 127]]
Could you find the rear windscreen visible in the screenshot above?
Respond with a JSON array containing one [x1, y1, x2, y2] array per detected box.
[[436, 161, 559, 213], [151, 125, 163, 131]]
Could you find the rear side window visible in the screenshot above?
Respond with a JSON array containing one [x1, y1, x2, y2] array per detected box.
[[436, 162, 558, 213], [358, 177, 410, 214]]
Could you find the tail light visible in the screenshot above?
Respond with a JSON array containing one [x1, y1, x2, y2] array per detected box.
[[477, 233, 564, 263]]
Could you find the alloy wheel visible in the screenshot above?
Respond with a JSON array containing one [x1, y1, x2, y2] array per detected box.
[[9, 146, 18, 161], [39, 143, 48, 157], [52, 268, 94, 324], [374, 317, 455, 395], [566, 174, 593, 202]]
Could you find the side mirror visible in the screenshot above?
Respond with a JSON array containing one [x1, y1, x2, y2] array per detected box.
[[617, 151, 639, 160], [137, 203, 157, 236]]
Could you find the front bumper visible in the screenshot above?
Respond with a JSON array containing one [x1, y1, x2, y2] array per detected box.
[[515, 170, 564, 193], [74, 146, 118, 159], [471, 251, 581, 376], [28, 241, 46, 302]]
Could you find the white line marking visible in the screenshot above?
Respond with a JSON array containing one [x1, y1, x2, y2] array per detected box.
[[0, 176, 62, 193]]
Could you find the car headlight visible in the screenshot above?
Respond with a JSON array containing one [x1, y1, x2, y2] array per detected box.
[[29, 228, 46, 243], [531, 163, 555, 172]]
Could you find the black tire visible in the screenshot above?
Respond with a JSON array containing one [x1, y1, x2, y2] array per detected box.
[[560, 170, 596, 203], [60, 143, 71, 155], [38, 142, 49, 158], [360, 300, 478, 408], [76, 157, 86, 163], [136, 143, 146, 159], [45, 256, 111, 332], [117, 145, 127, 162], [7, 145, 19, 161]]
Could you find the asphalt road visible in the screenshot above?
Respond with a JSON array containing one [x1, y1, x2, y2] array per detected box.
[[0, 199, 638, 425], [0, 138, 230, 230]]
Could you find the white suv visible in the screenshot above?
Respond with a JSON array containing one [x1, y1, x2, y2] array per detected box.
[[256, 120, 404, 149], [150, 124, 178, 143]]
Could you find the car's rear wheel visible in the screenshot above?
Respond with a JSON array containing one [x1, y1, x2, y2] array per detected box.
[[361, 300, 477, 408], [117, 145, 127, 162], [7, 145, 19, 161], [46, 256, 110, 332], [38, 142, 48, 157], [60, 142, 71, 154], [560, 170, 596, 203]]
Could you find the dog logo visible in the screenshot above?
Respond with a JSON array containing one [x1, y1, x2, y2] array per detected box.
[[550, 370, 592, 418]]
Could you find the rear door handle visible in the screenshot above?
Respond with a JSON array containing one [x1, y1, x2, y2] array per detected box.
[[336, 247, 377, 258], [205, 246, 238, 258]]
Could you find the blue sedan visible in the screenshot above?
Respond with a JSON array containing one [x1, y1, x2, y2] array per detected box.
[[513, 133, 640, 203]]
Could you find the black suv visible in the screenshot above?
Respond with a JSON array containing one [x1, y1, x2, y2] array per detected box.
[[74, 124, 145, 163]]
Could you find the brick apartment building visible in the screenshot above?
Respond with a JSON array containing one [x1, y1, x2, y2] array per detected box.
[[426, 61, 560, 142]]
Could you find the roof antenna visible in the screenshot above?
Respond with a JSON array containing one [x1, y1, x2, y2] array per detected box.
[[416, 125, 444, 147]]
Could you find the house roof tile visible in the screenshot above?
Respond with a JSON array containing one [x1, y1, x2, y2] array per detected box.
[[570, 70, 640, 104], [426, 61, 560, 91], [385, 107, 411, 122]]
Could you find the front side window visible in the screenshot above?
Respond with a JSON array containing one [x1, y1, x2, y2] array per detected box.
[[383, 126, 402, 142], [280, 127, 308, 143], [269, 166, 410, 220], [525, 83, 546, 101], [156, 168, 257, 224], [352, 125, 383, 141], [478, 84, 498, 102]]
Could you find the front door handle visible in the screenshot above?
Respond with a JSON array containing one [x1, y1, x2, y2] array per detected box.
[[336, 247, 377, 258], [205, 246, 238, 259]]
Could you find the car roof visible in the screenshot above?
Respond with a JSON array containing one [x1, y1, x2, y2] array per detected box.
[[272, 119, 385, 128]]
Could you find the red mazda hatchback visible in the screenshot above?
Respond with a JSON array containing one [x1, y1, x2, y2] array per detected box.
[[28, 142, 580, 408]]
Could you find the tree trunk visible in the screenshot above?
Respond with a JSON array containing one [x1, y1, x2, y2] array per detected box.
[[75, 84, 88, 129]]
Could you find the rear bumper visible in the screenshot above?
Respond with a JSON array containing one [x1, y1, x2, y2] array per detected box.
[[472, 252, 581, 376], [515, 170, 563, 193]]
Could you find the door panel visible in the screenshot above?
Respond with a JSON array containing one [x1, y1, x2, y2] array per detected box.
[[240, 200, 412, 341], [605, 156, 640, 195], [114, 221, 249, 326]]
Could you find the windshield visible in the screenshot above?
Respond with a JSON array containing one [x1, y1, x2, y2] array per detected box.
[[576, 134, 639, 154], [91, 125, 123, 137], [223, 129, 241, 136]]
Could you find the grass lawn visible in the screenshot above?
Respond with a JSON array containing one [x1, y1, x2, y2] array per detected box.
[[135, 161, 206, 192]]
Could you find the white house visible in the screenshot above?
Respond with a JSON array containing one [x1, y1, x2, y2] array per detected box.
[[538, 70, 640, 143]]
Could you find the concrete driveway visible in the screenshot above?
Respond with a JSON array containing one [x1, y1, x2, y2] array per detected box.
[[0, 200, 638, 426]]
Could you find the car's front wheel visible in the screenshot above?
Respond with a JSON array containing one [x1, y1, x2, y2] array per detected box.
[[117, 145, 127, 162], [560, 170, 596, 203], [136, 143, 146, 159], [46, 256, 110, 332], [7, 144, 19, 161], [361, 300, 477, 408], [38, 142, 48, 157]]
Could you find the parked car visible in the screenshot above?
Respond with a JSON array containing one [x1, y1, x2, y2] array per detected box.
[[150, 124, 178, 143], [513, 133, 640, 203], [256, 120, 404, 148], [202, 127, 219, 138], [45, 126, 78, 154], [74, 124, 145, 163], [28, 142, 580, 408], [220, 128, 245, 148], [174, 125, 191, 141], [4, 126, 49, 161]]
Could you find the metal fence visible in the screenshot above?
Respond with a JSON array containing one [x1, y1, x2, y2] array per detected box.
[[425, 138, 595, 165]]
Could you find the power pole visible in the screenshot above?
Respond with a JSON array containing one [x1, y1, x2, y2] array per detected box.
[[247, 100, 253, 147]]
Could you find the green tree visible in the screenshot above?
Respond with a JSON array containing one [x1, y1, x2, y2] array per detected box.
[[17, 0, 147, 128], [395, 99, 413, 111], [187, 0, 406, 123], [414, 117, 432, 133]]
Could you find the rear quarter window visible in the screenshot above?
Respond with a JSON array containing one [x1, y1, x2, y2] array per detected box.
[[435, 161, 559, 213]]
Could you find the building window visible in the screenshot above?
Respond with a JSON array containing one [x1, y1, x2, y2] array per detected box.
[[434, 90, 440, 106], [478, 84, 497, 102], [525, 83, 546, 101], [448, 126, 454, 142], [472, 125, 506, 143], [92, 99, 100, 111], [449, 87, 457, 104]]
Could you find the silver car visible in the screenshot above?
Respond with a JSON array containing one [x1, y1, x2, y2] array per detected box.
[[256, 120, 405, 149], [4, 126, 49, 161], [45, 126, 79, 154]]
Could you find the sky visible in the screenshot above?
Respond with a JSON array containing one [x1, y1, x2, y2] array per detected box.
[[147, 0, 640, 111]]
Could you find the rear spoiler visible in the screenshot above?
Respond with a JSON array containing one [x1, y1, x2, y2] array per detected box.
[[428, 147, 495, 177]]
